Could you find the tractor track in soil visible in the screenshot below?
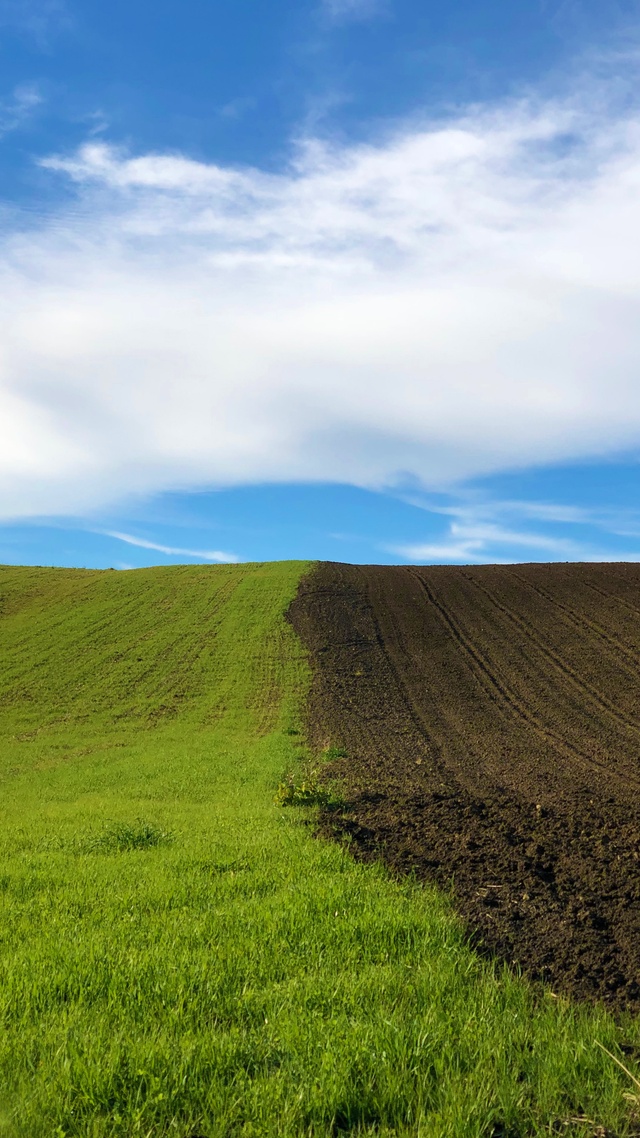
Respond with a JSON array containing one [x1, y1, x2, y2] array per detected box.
[[287, 561, 640, 1011]]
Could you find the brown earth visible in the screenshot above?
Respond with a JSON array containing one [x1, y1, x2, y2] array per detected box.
[[287, 561, 640, 1012]]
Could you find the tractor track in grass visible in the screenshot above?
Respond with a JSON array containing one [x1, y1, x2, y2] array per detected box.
[[287, 561, 640, 1011]]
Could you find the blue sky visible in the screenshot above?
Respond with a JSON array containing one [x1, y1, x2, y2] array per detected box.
[[2, 0, 640, 567]]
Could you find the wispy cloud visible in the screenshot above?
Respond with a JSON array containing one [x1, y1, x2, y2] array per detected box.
[[321, 0, 386, 24], [82, 110, 110, 138], [389, 493, 640, 564], [399, 494, 596, 526], [0, 83, 42, 136], [218, 96, 256, 122], [392, 522, 583, 564], [3, 61, 640, 518], [0, 0, 71, 45], [101, 531, 239, 563]]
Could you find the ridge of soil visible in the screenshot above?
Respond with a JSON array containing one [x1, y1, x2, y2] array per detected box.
[[287, 561, 640, 1011]]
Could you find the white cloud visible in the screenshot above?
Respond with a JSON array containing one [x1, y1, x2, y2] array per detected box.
[[392, 528, 640, 564], [399, 494, 596, 526], [389, 494, 640, 563], [392, 521, 584, 564], [0, 83, 41, 136], [100, 530, 239, 563], [3, 67, 640, 518]]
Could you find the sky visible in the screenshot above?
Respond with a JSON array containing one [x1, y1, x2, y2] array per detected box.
[[2, 0, 640, 568]]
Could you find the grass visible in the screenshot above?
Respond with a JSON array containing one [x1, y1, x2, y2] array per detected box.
[[274, 765, 346, 809], [0, 560, 638, 1137]]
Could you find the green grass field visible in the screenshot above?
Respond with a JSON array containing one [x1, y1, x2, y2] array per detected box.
[[0, 561, 638, 1137]]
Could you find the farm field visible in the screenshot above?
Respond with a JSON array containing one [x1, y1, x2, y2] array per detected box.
[[289, 561, 640, 1013], [0, 560, 638, 1136]]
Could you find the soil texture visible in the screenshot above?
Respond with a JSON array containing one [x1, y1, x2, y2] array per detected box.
[[288, 562, 640, 1011]]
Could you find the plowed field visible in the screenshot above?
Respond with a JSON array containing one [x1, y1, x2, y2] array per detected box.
[[288, 561, 640, 1011]]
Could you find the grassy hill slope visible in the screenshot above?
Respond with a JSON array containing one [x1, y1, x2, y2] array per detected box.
[[0, 563, 636, 1137]]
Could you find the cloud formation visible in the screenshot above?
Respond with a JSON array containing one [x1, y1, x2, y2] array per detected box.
[[100, 531, 239, 563], [2, 65, 640, 519], [390, 495, 640, 564], [0, 83, 41, 136]]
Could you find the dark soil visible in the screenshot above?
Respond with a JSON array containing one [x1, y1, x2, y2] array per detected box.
[[287, 561, 640, 1011]]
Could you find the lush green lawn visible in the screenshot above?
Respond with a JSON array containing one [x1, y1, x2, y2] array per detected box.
[[0, 561, 637, 1137]]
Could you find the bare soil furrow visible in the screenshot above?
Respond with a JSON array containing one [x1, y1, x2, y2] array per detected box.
[[411, 570, 633, 791], [584, 562, 640, 614], [288, 561, 640, 1011], [514, 568, 640, 675], [459, 569, 640, 741]]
